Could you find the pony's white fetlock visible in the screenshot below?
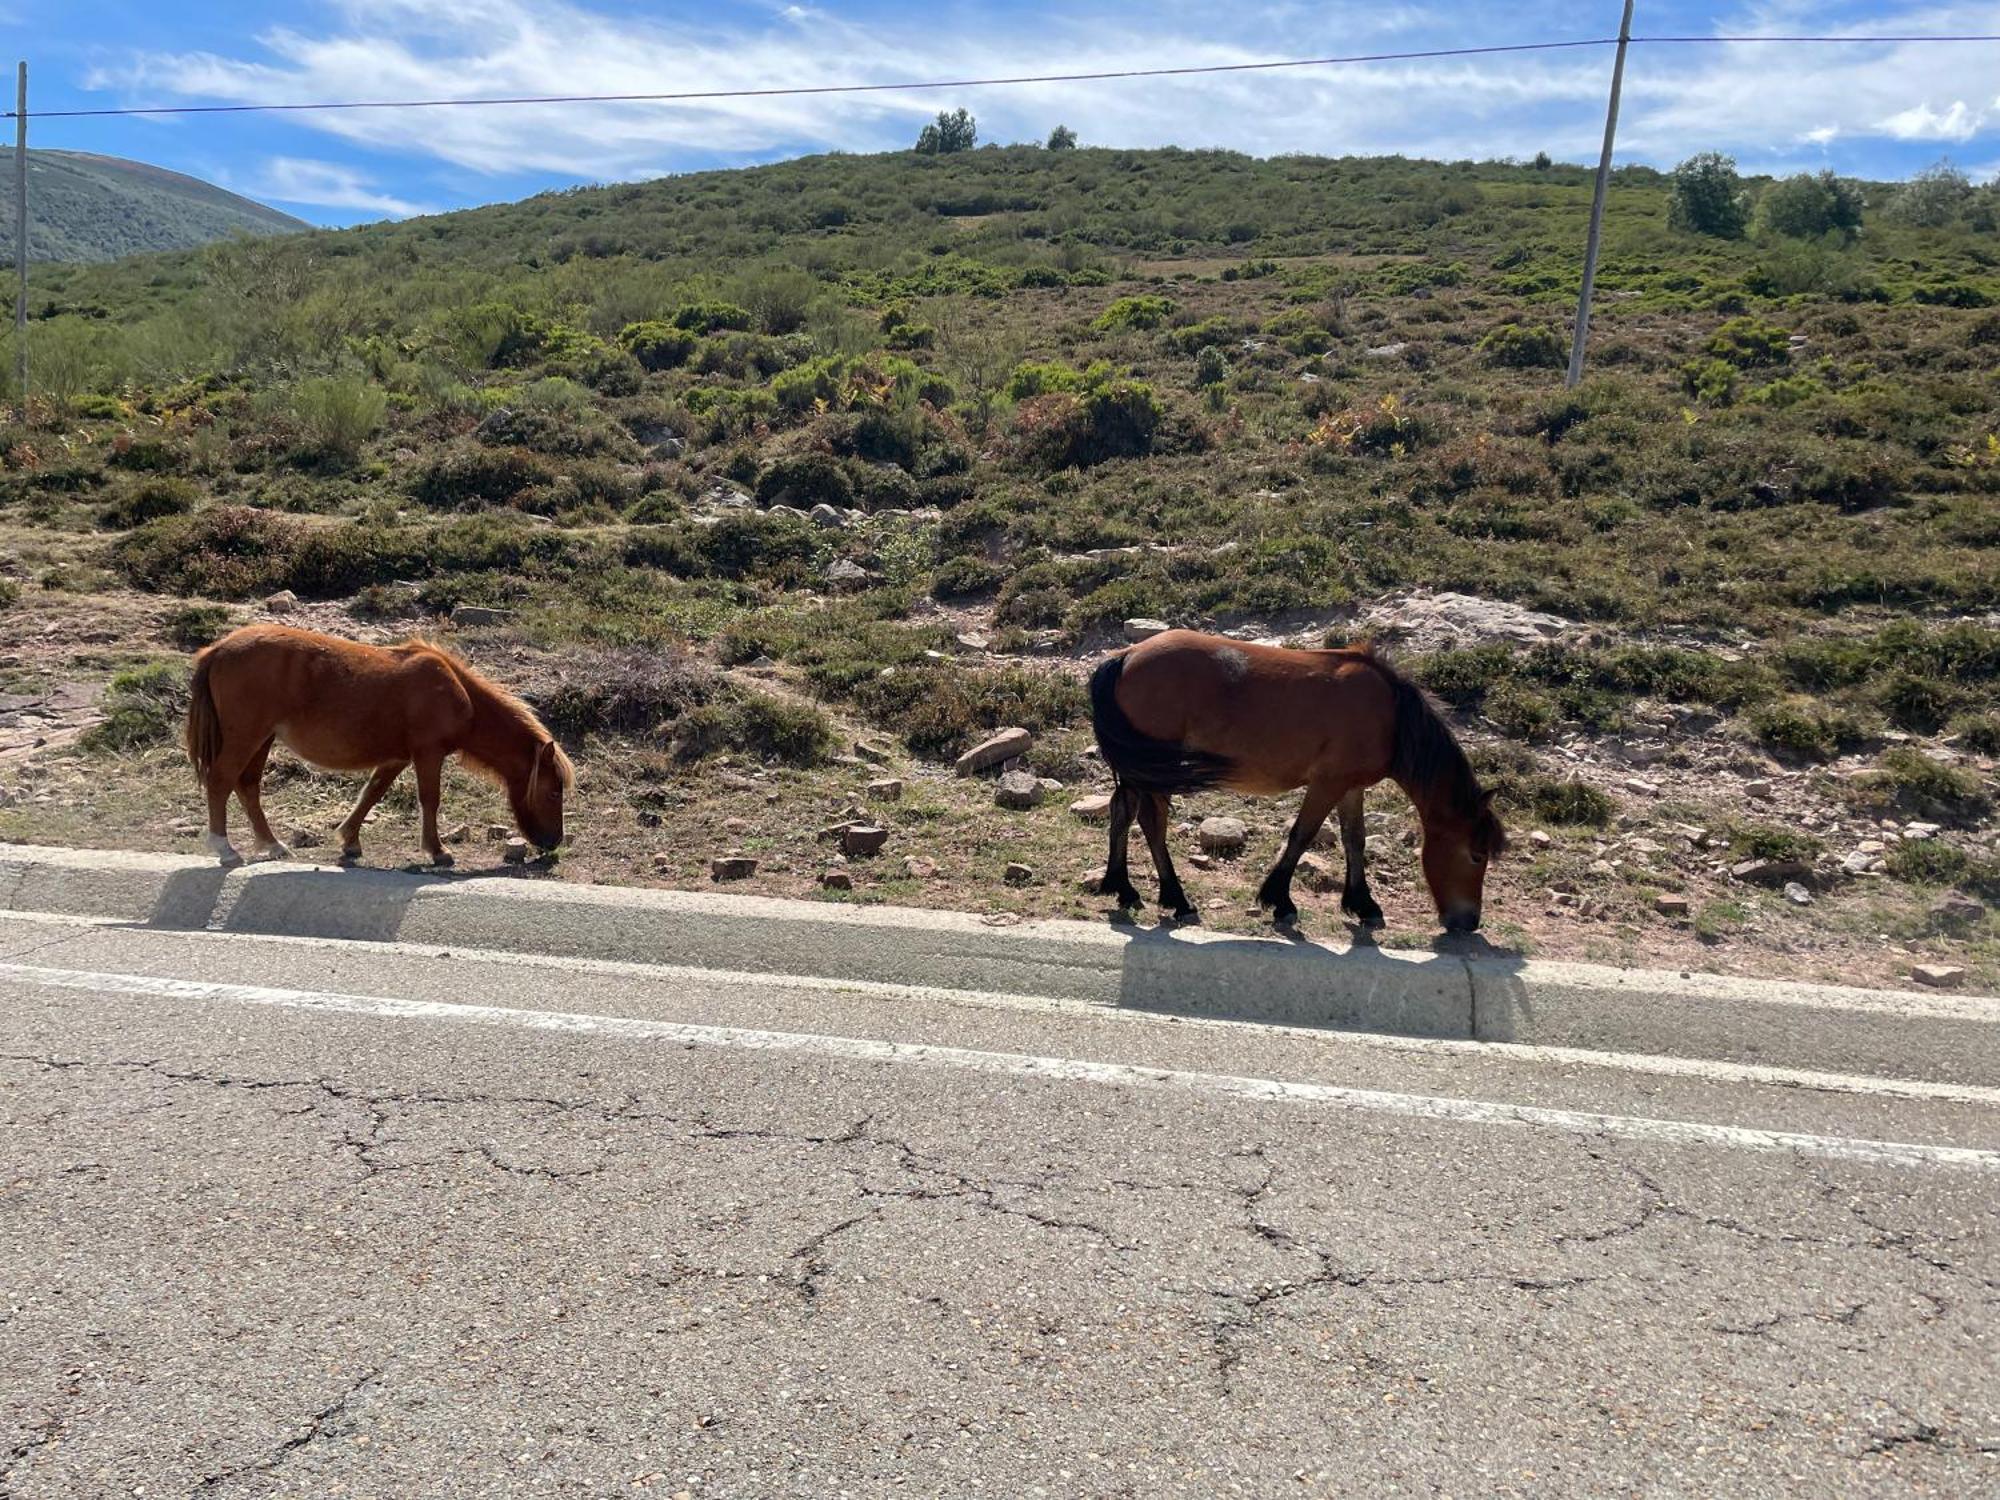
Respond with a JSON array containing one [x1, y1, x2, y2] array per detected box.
[[250, 841, 291, 863], [206, 832, 243, 866]]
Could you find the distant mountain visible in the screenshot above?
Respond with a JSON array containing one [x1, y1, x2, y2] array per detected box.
[[0, 150, 309, 264]]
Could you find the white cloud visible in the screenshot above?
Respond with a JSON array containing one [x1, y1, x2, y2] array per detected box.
[[1802, 125, 1839, 146], [250, 156, 431, 216], [1878, 99, 1983, 141]]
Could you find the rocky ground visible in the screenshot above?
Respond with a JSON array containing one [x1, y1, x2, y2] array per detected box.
[[2, 582, 1995, 999]]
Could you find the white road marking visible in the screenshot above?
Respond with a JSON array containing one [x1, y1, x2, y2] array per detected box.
[[3, 958, 1995, 1173], [1, 911, 1994, 1106]]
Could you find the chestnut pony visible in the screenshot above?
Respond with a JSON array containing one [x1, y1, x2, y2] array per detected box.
[[185, 624, 572, 867], [1091, 630, 1505, 932]]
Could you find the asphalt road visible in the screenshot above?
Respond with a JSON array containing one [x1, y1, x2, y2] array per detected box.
[[1, 913, 1996, 1498]]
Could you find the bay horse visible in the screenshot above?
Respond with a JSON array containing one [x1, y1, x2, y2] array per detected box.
[[185, 624, 573, 867], [1090, 630, 1505, 932]]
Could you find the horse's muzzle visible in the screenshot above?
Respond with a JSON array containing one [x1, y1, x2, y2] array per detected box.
[[1443, 908, 1482, 934]]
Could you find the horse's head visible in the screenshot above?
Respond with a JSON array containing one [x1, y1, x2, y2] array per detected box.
[[1421, 789, 1507, 933], [510, 737, 573, 852]]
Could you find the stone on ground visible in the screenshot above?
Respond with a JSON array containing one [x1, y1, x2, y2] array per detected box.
[[842, 825, 889, 858], [956, 728, 1033, 777], [995, 771, 1045, 810], [710, 856, 758, 882], [1199, 817, 1248, 856], [1070, 793, 1113, 823]]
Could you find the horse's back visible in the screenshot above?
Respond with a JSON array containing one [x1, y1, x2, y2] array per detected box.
[[199, 625, 470, 769], [1117, 630, 1394, 792]]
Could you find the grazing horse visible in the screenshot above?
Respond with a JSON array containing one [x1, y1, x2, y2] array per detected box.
[[185, 624, 573, 867], [1090, 630, 1505, 932]]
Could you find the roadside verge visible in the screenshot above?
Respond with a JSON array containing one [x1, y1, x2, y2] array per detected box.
[[4, 842, 1995, 1086]]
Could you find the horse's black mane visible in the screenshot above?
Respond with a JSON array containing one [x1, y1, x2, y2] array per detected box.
[[1361, 647, 1508, 857]]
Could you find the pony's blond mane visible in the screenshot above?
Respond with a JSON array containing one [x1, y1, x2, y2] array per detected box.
[[410, 638, 575, 791]]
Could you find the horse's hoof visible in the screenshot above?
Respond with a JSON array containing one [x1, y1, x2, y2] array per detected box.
[[1169, 906, 1201, 925], [250, 843, 290, 863], [426, 850, 455, 868], [1342, 894, 1386, 927], [1100, 880, 1144, 909], [1271, 906, 1300, 928], [338, 846, 363, 865]]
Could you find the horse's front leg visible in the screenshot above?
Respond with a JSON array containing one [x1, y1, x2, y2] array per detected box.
[[235, 736, 289, 861], [413, 752, 453, 867], [1257, 782, 1340, 927], [1337, 787, 1384, 927]]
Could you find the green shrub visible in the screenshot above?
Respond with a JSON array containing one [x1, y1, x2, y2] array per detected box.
[[83, 660, 187, 752], [1857, 747, 1991, 822], [1705, 316, 1790, 368], [755, 454, 855, 509], [1681, 358, 1738, 404], [619, 321, 699, 371], [1484, 680, 1557, 741], [1669, 152, 1749, 238], [1520, 778, 1614, 827], [532, 646, 715, 739], [1005, 359, 1114, 401], [851, 662, 1085, 758], [1193, 346, 1230, 388], [1728, 823, 1822, 863], [411, 445, 553, 509], [1747, 699, 1865, 761], [1758, 171, 1865, 239], [1262, 306, 1338, 355], [1480, 323, 1566, 370], [1164, 316, 1238, 355], [672, 301, 753, 334], [97, 477, 196, 530], [931, 555, 1004, 598], [163, 603, 234, 651], [1950, 713, 2000, 754], [1875, 672, 1960, 733], [672, 689, 834, 766], [0, 577, 18, 610], [1012, 380, 1163, 469], [1093, 295, 1176, 333], [290, 376, 387, 467]]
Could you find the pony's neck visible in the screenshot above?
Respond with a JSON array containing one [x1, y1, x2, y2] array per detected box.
[[454, 666, 541, 779]]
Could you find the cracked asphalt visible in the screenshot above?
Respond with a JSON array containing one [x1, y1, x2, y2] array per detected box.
[[0, 915, 1996, 1497]]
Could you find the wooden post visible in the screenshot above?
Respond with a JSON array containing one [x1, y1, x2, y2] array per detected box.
[[12, 61, 24, 404], [1566, 1, 1634, 389]]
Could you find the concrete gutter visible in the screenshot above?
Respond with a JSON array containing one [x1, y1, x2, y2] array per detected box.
[[3, 841, 1996, 1086]]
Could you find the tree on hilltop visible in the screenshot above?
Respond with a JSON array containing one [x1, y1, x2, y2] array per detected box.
[[915, 109, 978, 155]]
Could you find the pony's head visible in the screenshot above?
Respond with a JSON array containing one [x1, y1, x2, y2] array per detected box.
[[1420, 787, 1507, 933], [509, 736, 574, 852]]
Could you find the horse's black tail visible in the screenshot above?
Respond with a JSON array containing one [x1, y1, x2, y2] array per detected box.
[[1089, 652, 1232, 795]]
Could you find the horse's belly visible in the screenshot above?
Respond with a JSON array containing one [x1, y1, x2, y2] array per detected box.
[[274, 722, 391, 773]]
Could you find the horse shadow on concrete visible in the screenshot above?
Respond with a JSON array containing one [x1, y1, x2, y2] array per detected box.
[[1105, 909, 1527, 1042], [143, 858, 559, 946]]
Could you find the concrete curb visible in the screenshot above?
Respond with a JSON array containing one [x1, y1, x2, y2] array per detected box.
[[3, 842, 1997, 1086]]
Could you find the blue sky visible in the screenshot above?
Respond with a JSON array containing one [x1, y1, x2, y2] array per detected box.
[[11, 2, 2000, 225]]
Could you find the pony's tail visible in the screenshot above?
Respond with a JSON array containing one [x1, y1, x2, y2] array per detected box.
[[184, 651, 221, 779], [1089, 652, 1232, 795]]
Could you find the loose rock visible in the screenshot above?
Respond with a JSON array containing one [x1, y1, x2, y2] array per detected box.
[[842, 825, 889, 858], [264, 590, 299, 614], [502, 837, 530, 864], [904, 855, 938, 879], [452, 604, 515, 628], [820, 870, 853, 891], [867, 778, 904, 802], [1732, 858, 1814, 887], [1004, 862, 1035, 885], [710, 856, 758, 882], [1295, 854, 1338, 893], [1911, 964, 1967, 989], [1070, 793, 1114, 823], [995, 771, 1046, 810], [1199, 817, 1248, 856], [1783, 882, 1813, 907], [1931, 892, 1986, 926], [1122, 618, 1171, 643], [956, 727, 1033, 777], [1654, 894, 1692, 918]]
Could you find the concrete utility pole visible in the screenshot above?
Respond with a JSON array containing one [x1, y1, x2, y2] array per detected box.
[[1567, 1, 1635, 389], [13, 61, 24, 403]]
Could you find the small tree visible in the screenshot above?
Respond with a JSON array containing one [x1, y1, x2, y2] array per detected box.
[[915, 108, 977, 155], [1759, 170, 1865, 240], [1046, 124, 1078, 151], [1532, 150, 1553, 171], [1885, 160, 1973, 228], [1669, 152, 1749, 239]]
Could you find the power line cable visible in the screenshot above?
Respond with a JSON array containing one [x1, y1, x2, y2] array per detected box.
[[6, 32, 1997, 120]]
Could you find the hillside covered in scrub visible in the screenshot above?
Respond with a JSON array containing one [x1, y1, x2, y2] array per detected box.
[[2, 150, 307, 264], [2, 142, 1998, 985]]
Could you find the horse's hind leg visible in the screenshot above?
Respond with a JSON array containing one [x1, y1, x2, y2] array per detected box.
[[202, 739, 260, 867], [1257, 782, 1340, 927], [236, 736, 289, 861], [1097, 784, 1144, 909], [337, 762, 406, 862], [1138, 793, 1197, 923], [1337, 787, 1385, 927]]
